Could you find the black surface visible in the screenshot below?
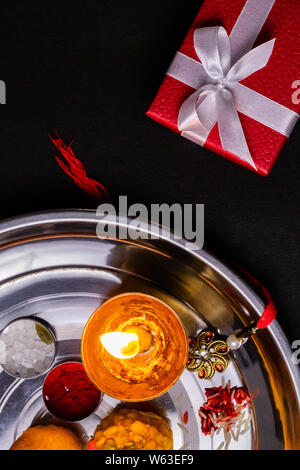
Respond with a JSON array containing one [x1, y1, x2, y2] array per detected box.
[[0, 0, 299, 344]]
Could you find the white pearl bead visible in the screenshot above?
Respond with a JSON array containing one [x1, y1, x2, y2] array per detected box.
[[226, 334, 242, 350], [200, 350, 210, 361]]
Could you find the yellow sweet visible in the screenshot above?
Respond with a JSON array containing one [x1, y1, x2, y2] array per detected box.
[[92, 408, 173, 450], [10, 424, 82, 450]]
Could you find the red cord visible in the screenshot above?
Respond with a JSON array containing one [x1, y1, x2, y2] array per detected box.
[[255, 285, 277, 329], [49, 131, 111, 205], [243, 272, 277, 329]]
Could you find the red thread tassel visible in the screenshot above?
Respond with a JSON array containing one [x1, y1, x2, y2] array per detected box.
[[49, 131, 110, 205], [256, 285, 276, 329], [242, 271, 277, 329]]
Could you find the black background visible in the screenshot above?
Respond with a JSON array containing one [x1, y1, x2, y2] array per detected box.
[[0, 0, 299, 344]]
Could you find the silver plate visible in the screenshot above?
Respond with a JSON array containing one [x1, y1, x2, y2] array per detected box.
[[0, 210, 299, 450]]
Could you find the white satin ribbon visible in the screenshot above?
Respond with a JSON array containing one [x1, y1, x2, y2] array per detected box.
[[167, 0, 299, 170], [178, 26, 276, 168]]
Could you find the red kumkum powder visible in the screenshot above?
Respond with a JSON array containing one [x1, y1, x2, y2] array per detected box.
[[43, 362, 102, 422]]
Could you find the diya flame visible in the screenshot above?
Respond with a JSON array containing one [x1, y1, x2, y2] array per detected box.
[[100, 332, 140, 360]]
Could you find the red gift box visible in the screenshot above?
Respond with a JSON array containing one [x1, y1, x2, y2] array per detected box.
[[146, 0, 300, 175]]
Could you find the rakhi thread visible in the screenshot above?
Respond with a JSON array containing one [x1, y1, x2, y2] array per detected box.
[[248, 276, 276, 330], [226, 274, 277, 351], [186, 275, 277, 379], [49, 131, 111, 205], [236, 268, 277, 330]]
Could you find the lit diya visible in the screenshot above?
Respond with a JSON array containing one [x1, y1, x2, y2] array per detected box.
[[81, 293, 188, 401]]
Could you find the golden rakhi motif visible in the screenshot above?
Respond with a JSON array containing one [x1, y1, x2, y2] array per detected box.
[[186, 330, 230, 380]]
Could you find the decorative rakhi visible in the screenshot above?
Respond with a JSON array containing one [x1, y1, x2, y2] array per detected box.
[[187, 282, 276, 379], [187, 330, 230, 380]]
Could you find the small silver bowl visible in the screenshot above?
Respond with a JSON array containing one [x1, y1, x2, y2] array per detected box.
[[0, 317, 56, 379]]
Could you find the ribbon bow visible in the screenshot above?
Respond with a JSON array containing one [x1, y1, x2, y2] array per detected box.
[[178, 27, 276, 169]]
